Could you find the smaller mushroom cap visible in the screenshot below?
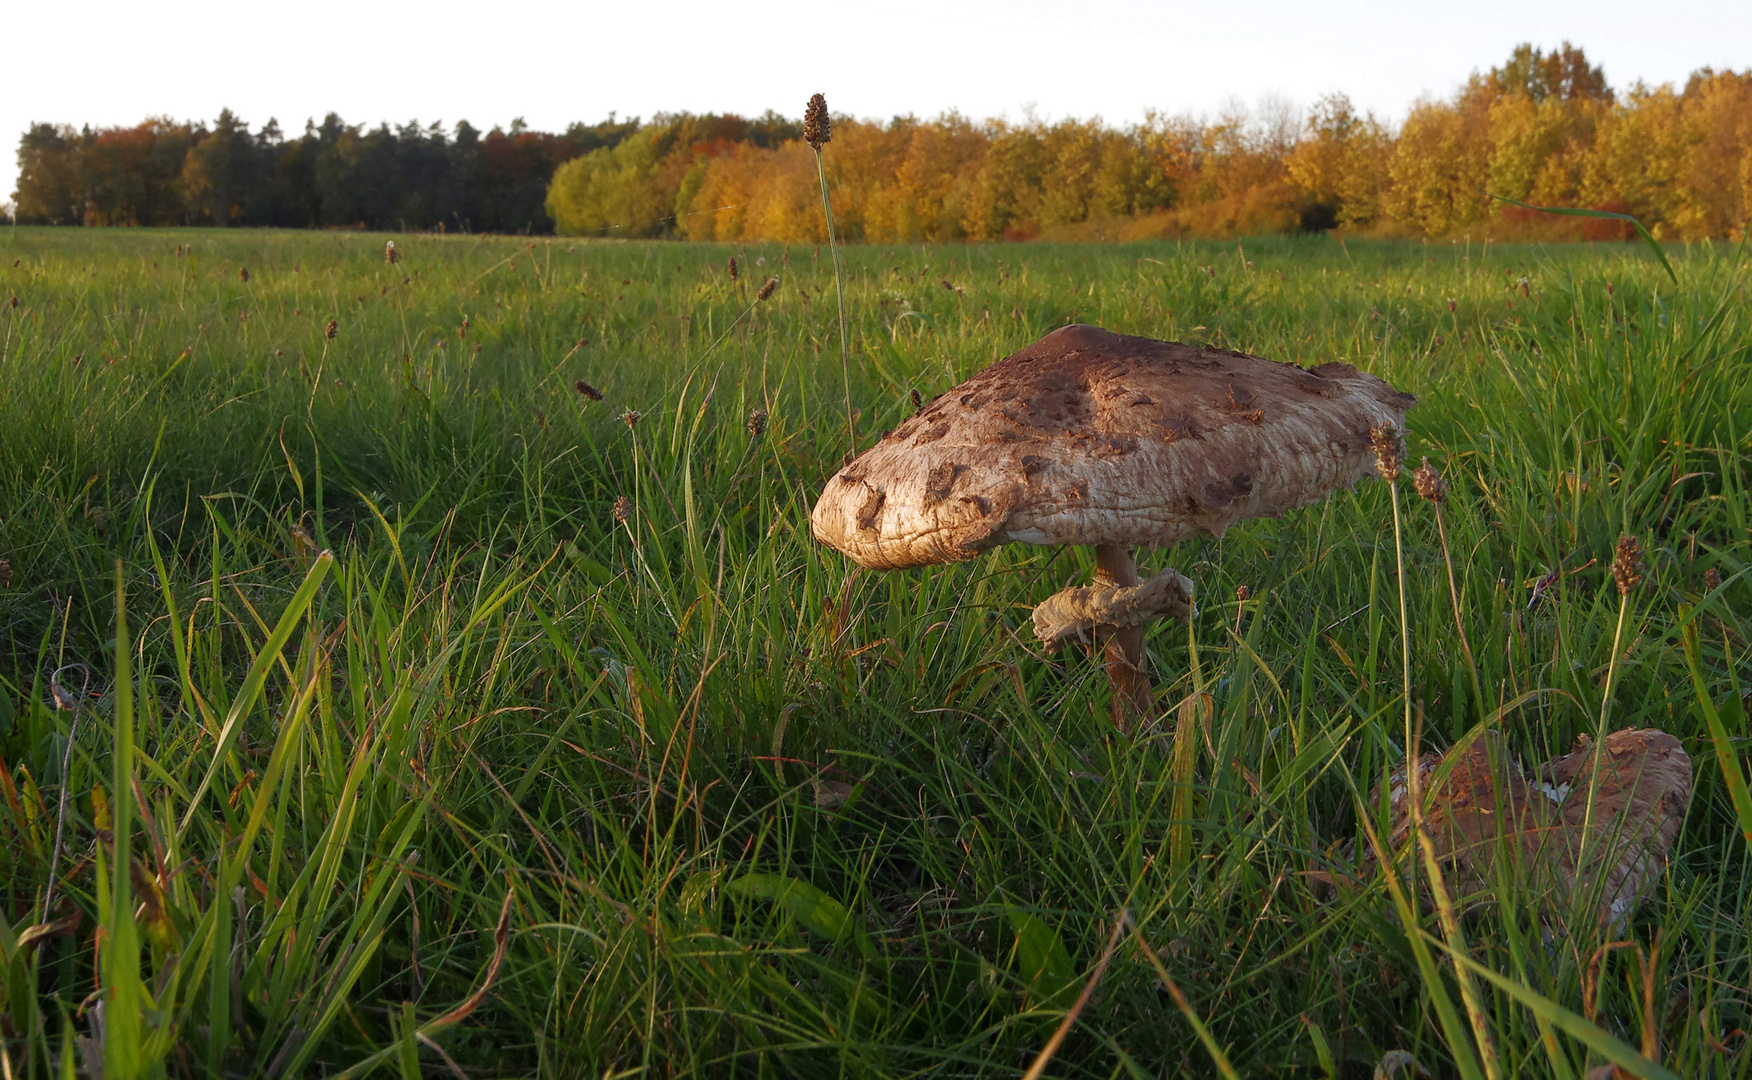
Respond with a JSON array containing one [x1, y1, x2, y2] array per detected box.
[[811, 325, 1416, 570], [1544, 728, 1693, 925], [1359, 728, 1692, 928]]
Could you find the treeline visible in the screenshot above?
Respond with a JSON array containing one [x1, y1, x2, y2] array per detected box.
[[11, 111, 671, 232], [14, 44, 1752, 241], [550, 44, 1752, 243]]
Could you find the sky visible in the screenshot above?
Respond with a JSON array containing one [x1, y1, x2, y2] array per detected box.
[[6, 0, 1750, 206]]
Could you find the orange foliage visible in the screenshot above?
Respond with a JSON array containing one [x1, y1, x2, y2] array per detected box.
[[630, 46, 1752, 244], [560, 47, 1752, 244]]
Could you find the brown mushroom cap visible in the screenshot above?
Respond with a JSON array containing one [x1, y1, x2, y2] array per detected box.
[[1545, 728, 1693, 925], [811, 325, 1417, 570], [1359, 728, 1693, 928]]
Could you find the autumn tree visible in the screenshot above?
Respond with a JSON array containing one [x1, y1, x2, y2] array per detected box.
[[1285, 94, 1389, 228], [14, 124, 82, 224], [1668, 69, 1752, 238], [962, 124, 1048, 240], [1483, 42, 1611, 104]]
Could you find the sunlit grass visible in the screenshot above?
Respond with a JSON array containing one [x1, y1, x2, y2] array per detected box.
[[0, 227, 1747, 1078]]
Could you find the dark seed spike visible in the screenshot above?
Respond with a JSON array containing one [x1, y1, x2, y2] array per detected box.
[[803, 93, 831, 150], [1412, 457, 1448, 504], [1370, 423, 1403, 483], [1612, 536, 1645, 596]]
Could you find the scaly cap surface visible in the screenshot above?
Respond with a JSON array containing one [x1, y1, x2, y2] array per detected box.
[[811, 325, 1417, 569]]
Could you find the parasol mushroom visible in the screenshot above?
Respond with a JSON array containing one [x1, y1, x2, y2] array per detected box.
[[810, 324, 1416, 730], [1362, 728, 1692, 929]]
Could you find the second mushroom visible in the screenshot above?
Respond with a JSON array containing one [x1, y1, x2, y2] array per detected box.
[[811, 325, 1416, 731]]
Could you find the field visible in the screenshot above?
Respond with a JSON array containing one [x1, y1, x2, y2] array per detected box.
[[0, 226, 1749, 1079]]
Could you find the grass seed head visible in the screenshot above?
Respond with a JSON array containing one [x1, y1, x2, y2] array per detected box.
[[612, 495, 633, 523], [8, 296, 16, 309], [1705, 567, 1723, 591], [1370, 423, 1403, 482], [1613, 535, 1645, 596], [49, 674, 77, 712], [0, 558, 11, 587], [804, 93, 831, 150], [1412, 457, 1448, 504], [746, 408, 768, 436], [385, 240, 399, 264], [757, 276, 778, 301], [574, 379, 602, 401], [620, 408, 642, 429], [1236, 584, 1250, 602], [324, 318, 338, 339], [727, 256, 738, 281]]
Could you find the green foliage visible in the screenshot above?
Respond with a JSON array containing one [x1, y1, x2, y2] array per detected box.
[[12, 112, 646, 231], [547, 130, 672, 237], [1004, 907, 1076, 1006], [0, 227, 1748, 1078], [728, 874, 879, 963]]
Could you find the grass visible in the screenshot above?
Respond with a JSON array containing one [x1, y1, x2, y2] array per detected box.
[[0, 226, 1748, 1078]]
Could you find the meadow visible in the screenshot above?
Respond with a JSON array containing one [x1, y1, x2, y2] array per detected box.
[[0, 225, 1748, 1079]]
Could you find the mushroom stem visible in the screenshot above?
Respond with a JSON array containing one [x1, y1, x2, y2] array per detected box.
[[1092, 543, 1153, 732]]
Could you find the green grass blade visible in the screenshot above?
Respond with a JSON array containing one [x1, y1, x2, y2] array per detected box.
[[727, 873, 877, 963], [1487, 195, 1678, 286], [177, 551, 332, 837], [1131, 923, 1240, 1080], [103, 562, 146, 1079], [1004, 905, 1076, 1006], [1425, 934, 1682, 1080], [1351, 793, 1488, 1080], [1681, 613, 1752, 847]]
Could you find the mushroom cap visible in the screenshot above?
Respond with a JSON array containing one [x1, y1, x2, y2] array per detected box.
[[1371, 732, 1556, 893], [1360, 728, 1693, 928], [811, 325, 1416, 570], [1545, 728, 1693, 925]]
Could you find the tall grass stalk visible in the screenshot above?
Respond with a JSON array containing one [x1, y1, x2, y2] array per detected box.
[[1384, 441, 1501, 1080], [1432, 494, 1483, 709], [41, 663, 85, 920], [808, 131, 853, 453], [1578, 538, 1639, 870]]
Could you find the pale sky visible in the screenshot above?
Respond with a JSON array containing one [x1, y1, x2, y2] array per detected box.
[[6, 0, 1749, 209]]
